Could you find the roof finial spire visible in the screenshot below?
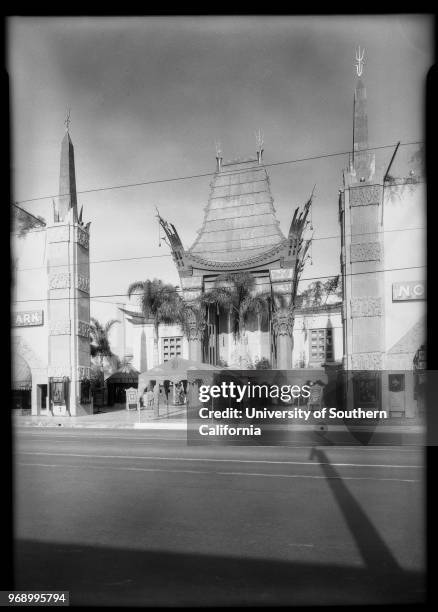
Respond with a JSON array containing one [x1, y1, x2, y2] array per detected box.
[[64, 108, 71, 133], [255, 129, 264, 164], [215, 139, 223, 172], [355, 46, 365, 77]]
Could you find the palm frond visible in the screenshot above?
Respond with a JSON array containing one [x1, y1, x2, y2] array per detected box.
[[89, 316, 118, 358], [127, 281, 146, 300], [104, 319, 120, 334]]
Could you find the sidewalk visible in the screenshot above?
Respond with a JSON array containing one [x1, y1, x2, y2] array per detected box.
[[12, 404, 425, 433], [12, 404, 188, 429]]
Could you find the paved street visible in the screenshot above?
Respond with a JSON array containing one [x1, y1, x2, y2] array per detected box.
[[13, 428, 425, 606]]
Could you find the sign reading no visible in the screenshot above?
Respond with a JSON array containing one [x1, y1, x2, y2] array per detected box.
[[392, 281, 426, 301]]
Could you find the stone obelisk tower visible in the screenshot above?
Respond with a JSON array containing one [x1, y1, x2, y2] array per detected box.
[[340, 48, 385, 408], [46, 114, 92, 416]]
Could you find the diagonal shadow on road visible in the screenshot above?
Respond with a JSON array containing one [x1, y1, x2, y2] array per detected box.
[[309, 446, 400, 572]]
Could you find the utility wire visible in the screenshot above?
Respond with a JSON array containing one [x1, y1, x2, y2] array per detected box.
[[14, 225, 426, 272], [11, 264, 426, 305], [11, 140, 423, 207]]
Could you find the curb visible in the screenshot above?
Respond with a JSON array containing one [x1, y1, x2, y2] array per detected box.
[[133, 422, 187, 430], [13, 420, 425, 434]]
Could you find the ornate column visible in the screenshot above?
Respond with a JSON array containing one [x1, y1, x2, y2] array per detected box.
[[186, 304, 206, 363], [270, 268, 295, 370], [180, 276, 205, 363], [272, 308, 294, 369]]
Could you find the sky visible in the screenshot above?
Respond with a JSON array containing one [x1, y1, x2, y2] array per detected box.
[[8, 15, 433, 326]]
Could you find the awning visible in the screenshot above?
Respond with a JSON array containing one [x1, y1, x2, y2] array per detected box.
[[138, 356, 221, 390], [12, 355, 32, 390], [106, 367, 139, 385]]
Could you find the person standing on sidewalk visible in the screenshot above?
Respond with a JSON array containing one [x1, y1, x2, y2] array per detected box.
[[153, 383, 160, 418]]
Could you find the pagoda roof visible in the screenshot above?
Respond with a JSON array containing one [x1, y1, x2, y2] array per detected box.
[[188, 156, 285, 264]]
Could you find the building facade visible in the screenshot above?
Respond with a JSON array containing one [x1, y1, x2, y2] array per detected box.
[[11, 127, 92, 416], [114, 306, 190, 374], [157, 142, 312, 370], [339, 67, 426, 417]]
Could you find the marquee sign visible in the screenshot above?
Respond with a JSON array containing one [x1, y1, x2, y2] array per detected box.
[[13, 310, 44, 327], [392, 281, 426, 302]]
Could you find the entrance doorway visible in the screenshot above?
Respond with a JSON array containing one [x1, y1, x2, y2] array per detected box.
[[37, 384, 48, 413]]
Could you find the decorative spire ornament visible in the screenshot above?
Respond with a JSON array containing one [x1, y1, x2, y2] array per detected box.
[[354, 46, 365, 77], [57, 112, 78, 221], [64, 108, 71, 133], [215, 139, 223, 172], [155, 205, 162, 247], [255, 129, 264, 164]]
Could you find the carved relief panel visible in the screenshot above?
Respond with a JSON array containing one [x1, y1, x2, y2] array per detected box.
[[350, 242, 381, 263], [350, 185, 382, 207], [351, 352, 383, 370], [77, 320, 90, 338], [50, 320, 71, 335], [76, 275, 90, 293], [49, 273, 71, 289], [351, 297, 383, 317]]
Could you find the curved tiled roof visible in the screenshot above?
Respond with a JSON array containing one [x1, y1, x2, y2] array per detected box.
[[189, 157, 285, 263]]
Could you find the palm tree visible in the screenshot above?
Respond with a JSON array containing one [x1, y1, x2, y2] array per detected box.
[[297, 276, 341, 308], [89, 317, 120, 370], [202, 272, 269, 364], [127, 278, 184, 366]]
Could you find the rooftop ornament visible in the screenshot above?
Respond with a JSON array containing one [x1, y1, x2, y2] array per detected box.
[[355, 46, 365, 77], [255, 129, 264, 164], [64, 108, 71, 133], [215, 139, 223, 172]]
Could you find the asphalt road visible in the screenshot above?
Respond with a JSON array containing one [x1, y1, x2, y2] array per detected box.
[[13, 428, 425, 606]]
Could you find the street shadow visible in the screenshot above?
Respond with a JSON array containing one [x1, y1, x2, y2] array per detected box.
[[309, 447, 400, 572], [14, 538, 424, 607]]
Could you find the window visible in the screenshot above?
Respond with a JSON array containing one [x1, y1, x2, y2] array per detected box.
[[161, 337, 183, 362], [309, 328, 333, 364]]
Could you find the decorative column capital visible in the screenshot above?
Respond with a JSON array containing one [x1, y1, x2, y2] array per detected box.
[[272, 308, 295, 337]]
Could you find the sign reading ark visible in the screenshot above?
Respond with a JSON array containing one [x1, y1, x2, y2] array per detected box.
[[392, 281, 426, 301], [13, 310, 44, 327]]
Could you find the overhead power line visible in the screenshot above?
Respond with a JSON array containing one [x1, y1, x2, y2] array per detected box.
[[11, 140, 423, 207], [11, 264, 426, 305], [14, 225, 425, 272]]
